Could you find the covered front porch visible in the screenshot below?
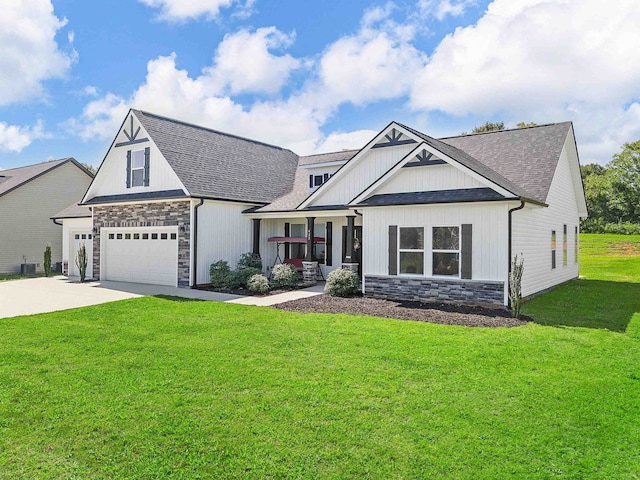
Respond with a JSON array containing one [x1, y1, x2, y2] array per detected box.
[[246, 210, 363, 284]]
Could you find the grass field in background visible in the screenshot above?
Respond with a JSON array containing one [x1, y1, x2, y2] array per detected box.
[[0, 234, 638, 478]]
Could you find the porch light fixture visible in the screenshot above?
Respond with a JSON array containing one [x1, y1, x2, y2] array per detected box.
[[92, 226, 98, 234], [179, 222, 189, 232]]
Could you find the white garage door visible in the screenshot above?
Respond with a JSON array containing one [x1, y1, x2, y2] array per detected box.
[[102, 227, 178, 286]]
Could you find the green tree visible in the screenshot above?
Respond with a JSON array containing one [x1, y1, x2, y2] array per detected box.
[[607, 140, 640, 223], [516, 122, 537, 128], [472, 121, 505, 133], [81, 163, 97, 175]]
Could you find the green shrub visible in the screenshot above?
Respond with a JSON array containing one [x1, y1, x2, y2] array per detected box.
[[43, 244, 52, 277], [209, 261, 241, 289], [237, 252, 262, 270], [581, 218, 640, 234], [75, 244, 88, 283], [247, 274, 270, 294], [238, 267, 262, 288], [509, 254, 524, 319], [272, 263, 299, 289], [325, 268, 360, 297]]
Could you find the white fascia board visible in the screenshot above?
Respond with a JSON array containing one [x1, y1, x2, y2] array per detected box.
[[300, 160, 348, 170], [349, 142, 427, 205], [296, 121, 409, 210], [245, 209, 354, 219]]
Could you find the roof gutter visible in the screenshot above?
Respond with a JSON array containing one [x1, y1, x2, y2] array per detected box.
[[52, 218, 63, 226], [191, 198, 205, 288], [508, 200, 526, 307]]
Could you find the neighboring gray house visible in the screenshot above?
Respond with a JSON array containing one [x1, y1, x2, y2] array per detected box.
[[0, 159, 93, 274], [58, 109, 586, 305]]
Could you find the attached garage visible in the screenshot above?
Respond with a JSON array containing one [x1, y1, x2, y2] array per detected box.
[[101, 226, 179, 286]]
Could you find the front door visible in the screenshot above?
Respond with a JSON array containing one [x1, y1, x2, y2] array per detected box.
[[342, 226, 362, 278]]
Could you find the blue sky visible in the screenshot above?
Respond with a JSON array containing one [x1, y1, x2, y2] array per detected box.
[[1, 0, 639, 170]]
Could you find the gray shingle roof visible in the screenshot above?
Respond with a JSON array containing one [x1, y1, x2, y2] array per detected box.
[[133, 110, 299, 204], [298, 150, 358, 166], [396, 122, 534, 201], [440, 122, 572, 204], [355, 188, 505, 207], [52, 202, 92, 219], [83, 189, 187, 205], [0, 158, 89, 198]]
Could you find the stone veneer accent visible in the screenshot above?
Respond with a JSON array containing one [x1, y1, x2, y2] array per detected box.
[[92, 201, 191, 287], [364, 275, 505, 305]]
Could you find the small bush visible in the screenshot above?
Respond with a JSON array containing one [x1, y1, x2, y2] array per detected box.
[[43, 244, 52, 277], [238, 267, 262, 288], [509, 254, 525, 319], [581, 218, 640, 235], [210, 260, 241, 289], [325, 268, 360, 297], [75, 244, 88, 283], [247, 274, 270, 294], [272, 263, 299, 289], [237, 252, 262, 270]]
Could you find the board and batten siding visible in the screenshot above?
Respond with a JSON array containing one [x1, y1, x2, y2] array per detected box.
[[376, 164, 485, 195], [0, 162, 92, 273], [307, 145, 415, 207], [362, 202, 510, 283], [84, 116, 186, 200], [193, 200, 255, 284], [511, 133, 581, 298]]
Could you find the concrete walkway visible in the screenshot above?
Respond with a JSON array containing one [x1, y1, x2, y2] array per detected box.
[[226, 282, 325, 306], [0, 276, 241, 319]]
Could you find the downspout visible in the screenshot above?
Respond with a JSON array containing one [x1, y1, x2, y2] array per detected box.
[[52, 219, 63, 226], [191, 198, 205, 288], [507, 200, 525, 306]]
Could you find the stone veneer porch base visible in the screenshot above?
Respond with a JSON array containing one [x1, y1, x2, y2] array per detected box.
[[364, 275, 505, 305]]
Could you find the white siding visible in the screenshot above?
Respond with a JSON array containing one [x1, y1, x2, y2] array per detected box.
[[84, 114, 185, 200], [259, 216, 359, 278], [308, 145, 415, 207], [376, 164, 485, 195], [0, 162, 92, 273], [511, 134, 581, 297], [362, 202, 510, 282], [194, 200, 255, 284]]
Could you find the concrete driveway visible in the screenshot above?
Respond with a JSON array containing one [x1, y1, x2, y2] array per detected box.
[[0, 276, 241, 319]]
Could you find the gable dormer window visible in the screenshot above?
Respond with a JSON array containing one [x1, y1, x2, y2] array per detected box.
[[126, 147, 150, 188], [309, 173, 330, 190]]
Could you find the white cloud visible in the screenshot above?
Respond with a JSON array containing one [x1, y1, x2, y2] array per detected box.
[[417, 0, 476, 20], [0, 0, 75, 106], [313, 129, 378, 154], [204, 27, 301, 95], [411, 0, 640, 115], [0, 120, 47, 153], [66, 93, 129, 141], [138, 0, 248, 22]]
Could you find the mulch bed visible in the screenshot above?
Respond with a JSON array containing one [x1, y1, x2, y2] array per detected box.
[[274, 294, 530, 328], [194, 284, 302, 297]]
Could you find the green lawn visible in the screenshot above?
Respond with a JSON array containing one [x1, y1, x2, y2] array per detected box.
[[1, 235, 639, 478]]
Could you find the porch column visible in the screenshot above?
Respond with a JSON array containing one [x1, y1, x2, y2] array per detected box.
[[344, 215, 356, 262], [252, 219, 261, 256], [303, 216, 318, 286], [305, 216, 315, 261]]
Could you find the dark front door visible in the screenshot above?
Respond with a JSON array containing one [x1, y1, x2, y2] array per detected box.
[[342, 225, 362, 278]]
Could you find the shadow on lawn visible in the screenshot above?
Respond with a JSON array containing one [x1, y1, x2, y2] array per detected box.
[[524, 279, 640, 333], [154, 295, 205, 303]]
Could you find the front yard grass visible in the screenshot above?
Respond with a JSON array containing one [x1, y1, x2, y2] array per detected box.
[[0, 233, 639, 478]]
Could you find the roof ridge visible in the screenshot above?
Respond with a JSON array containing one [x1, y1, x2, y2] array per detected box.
[[438, 121, 572, 140], [1, 157, 71, 173], [133, 109, 296, 154], [300, 149, 360, 158]]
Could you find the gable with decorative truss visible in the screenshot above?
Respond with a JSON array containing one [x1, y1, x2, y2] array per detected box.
[[371, 128, 417, 149], [403, 149, 447, 167]]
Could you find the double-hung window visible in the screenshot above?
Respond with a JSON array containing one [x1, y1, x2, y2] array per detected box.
[[399, 227, 424, 274], [432, 226, 460, 276], [131, 149, 145, 187], [551, 230, 557, 269]]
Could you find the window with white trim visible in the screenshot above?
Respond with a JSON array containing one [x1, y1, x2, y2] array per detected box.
[[309, 173, 331, 190], [563, 224, 568, 266], [399, 227, 424, 275], [551, 230, 556, 269], [574, 226, 578, 263], [432, 226, 460, 277], [131, 149, 145, 187]]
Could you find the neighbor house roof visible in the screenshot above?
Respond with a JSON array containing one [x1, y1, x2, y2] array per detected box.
[[0, 158, 91, 199], [52, 202, 92, 219], [133, 110, 300, 204]]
